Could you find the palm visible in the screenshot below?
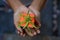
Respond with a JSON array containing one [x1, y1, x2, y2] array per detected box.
[[14, 6, 41, 37]]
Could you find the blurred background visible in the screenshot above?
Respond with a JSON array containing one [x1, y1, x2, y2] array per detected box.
[[0, 0, 60, 40]]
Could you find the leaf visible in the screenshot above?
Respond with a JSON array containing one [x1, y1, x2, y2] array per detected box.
[[27, 27, 32, 32], [30, 21, 37, 28], [20, 21, 26, 25], [18, 25, 21, 28], [23, 22, 29, 29]]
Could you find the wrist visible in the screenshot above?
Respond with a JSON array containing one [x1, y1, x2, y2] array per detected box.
[[6, 0, 24, 12], [14, 5, 25, 12], [29, 6, 40, 12], [29, 6, 40, 11], [14, 5, 28, 15]]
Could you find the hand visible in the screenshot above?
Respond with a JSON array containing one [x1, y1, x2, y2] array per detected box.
[[14, 6, 40, 37], [14, 6, 28, 37], [28, 6, 41, 35], [29, 6, 41, 19]]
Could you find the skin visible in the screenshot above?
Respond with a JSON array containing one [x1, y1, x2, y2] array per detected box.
[[29, 0, 47, 11], [6, 0, 46, 37]]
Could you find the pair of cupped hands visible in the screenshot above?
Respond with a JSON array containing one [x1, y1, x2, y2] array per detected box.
[[14, 5, 41, 37]]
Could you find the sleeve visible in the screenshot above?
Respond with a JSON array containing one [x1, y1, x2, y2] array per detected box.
[[3, 0, 8, 4], [3, 0, 12, 12]]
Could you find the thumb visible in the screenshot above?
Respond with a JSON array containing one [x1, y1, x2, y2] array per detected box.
[[29, 6, 40, 21]]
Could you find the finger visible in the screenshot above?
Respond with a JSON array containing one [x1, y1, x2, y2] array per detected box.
[[14, 23, 24, 36], [16, 29, 23, 36], [17, 28, 26, 37], [19, 28, 26, 36], [23, 33, 25, 37], [36, 19, 41, 26], [17, 26, 23, 33], [25, 29, 34, 37], [36, 30, 40, 34], [35, 19, 41, 27], [14, 21, 23, 32], [17, 30, 20, 34], [30, 28, 37, 35], [20, 33, 23, 36], [35, 28, 40, 34]]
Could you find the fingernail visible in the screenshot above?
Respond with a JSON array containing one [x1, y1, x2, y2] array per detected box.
[[37, 30, 40, 34], [18, 31, 19, 34], [20, 33, 23, 36], [23, 34, 25, 37], [34, 32, 37, 35]]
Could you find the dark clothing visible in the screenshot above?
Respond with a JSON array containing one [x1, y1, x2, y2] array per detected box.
[[20, 0, 32, 6]]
